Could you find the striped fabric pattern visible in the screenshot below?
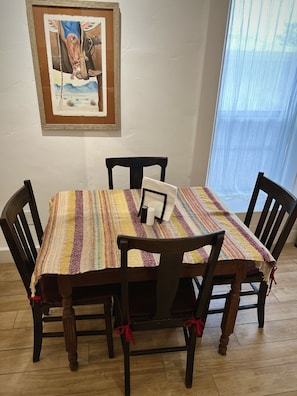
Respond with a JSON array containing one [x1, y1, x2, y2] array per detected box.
[[32, 187, 275, 290]]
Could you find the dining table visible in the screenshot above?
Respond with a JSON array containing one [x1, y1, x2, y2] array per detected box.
[[31, 186, 276, 371]]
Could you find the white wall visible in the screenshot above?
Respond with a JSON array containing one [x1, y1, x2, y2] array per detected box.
[[0, 0, 229, 261]]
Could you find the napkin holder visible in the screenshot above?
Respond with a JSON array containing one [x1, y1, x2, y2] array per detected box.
[[138, 188, 167, 223], [138, 177, 177, 224]]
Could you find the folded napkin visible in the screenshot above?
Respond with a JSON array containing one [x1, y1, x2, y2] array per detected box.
[[139, 177, 177, 221]]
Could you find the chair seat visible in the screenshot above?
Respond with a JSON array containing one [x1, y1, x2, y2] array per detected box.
[[127, 279, 196, 318]]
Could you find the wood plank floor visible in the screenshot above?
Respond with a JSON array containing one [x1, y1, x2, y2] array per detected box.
[[0, 244, 296, 395]]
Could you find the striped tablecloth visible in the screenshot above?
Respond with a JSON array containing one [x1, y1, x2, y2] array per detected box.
[[31, 187, 276, 292]]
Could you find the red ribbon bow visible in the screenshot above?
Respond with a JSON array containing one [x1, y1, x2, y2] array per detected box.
[[184, 317, 205, 336], [28, 295, 42, 302], [116, 324, 135, 344]]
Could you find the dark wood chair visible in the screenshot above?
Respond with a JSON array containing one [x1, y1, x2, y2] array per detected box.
[[0, 180, 115, 363], [114, 230, 225, 395], [105, 156, 168, 189], [196, 172, 297, 328]]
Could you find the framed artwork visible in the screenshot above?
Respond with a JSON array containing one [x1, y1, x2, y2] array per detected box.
[[26, 0, 120, 131]]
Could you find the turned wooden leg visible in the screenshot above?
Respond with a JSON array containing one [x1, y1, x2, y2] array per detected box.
[[218, 262, 247, 355], [58, 276, 78, 371]]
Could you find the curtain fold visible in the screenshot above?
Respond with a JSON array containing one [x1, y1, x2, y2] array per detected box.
[[207, 0, 297, 211]]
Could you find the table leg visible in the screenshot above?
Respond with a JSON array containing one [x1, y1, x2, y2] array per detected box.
[[218, 263, 247, 355], [58, 277, 78, 371]]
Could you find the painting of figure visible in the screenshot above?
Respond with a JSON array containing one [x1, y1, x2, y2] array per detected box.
[[44, 15, 107, 117]]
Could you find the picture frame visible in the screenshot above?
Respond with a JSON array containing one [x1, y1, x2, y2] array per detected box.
[[26, 0, 120, 131], [138, 177, 178, 222], [138, 189, 167, 223]]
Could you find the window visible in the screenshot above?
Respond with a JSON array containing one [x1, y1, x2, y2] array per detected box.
[[207, 0, 297, 212]]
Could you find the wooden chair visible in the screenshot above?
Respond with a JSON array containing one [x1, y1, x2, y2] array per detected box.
[[0, 180, 115, 363], [196, 172, 297, 328], [105, 156, 168, 189], [114, 230, 225, 395]]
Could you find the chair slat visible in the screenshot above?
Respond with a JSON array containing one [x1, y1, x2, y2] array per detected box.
[[260, 200, 280, 247]]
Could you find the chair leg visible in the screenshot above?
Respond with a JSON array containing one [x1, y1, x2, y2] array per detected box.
[[257, 281, 268, 328], [123, 338, 131, 396], [185, 329, 197, 388], [104, 298, 115, 358], [31, 303, 43, 362]]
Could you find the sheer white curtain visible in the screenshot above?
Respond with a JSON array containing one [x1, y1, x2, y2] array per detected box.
[[207, 0, 297, 211]]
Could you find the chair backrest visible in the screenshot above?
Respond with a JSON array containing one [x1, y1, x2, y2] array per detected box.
[[244, 172, 297, 260], [0, 180, 43, 295], [117, 230, 224, 325], [105, 156, 168, 189]]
